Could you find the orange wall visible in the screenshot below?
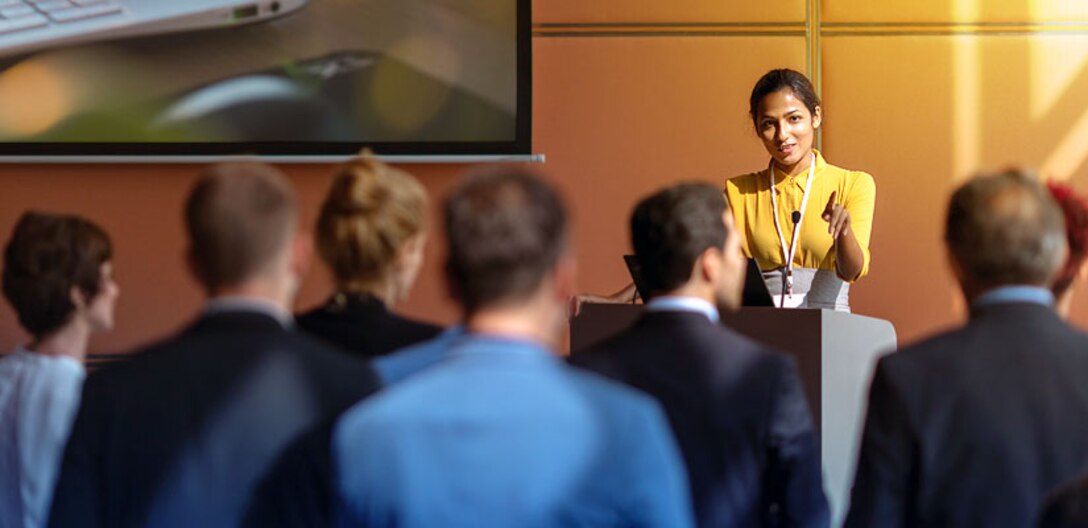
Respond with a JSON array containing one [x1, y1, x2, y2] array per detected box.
[[5, 1, 1088, 354]]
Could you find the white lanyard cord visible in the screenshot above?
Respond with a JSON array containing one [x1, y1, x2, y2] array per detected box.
[[768, 153, 817, 302]]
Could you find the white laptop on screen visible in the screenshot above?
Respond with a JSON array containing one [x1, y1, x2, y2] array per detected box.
[[0, 0, 305, 59]]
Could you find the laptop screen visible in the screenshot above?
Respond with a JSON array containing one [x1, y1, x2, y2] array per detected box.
[[623, 255, 774, 307]]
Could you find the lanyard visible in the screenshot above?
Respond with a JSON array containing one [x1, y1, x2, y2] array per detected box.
[[768, 153, 816, 299]]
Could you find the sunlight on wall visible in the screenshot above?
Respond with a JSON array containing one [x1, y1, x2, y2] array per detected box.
[[1035, 35, 1088, 179], [952, 0, 980, 183]]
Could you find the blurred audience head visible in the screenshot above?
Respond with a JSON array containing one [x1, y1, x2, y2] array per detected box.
[[2, 211, 117, 341], [316, 152, 428, 305], [443, 166, 573, 330], [1045, 181, 1088, 315], [945, 168, 1066, 299], [184, 162, 305, 300], [631, 182, 746, 311]]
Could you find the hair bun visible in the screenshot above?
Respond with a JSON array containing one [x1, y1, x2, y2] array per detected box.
[[325, 159, 390, 217]]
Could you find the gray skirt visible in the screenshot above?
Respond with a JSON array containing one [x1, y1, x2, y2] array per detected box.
[[761, 267, 851, 312]]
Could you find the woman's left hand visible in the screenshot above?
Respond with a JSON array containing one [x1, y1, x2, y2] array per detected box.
[[821, 191, 851, 241]]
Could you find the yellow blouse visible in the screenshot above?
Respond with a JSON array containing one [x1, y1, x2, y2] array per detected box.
[[723, 150, 875, 281]]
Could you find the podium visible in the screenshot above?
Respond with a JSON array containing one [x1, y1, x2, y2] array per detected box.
[[570, 305, 897, 526]]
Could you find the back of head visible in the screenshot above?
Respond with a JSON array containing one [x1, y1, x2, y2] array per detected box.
[[631, 183, 729, 296], [945, 168, 1066, 289], [444, 166, 567, 315], [185, 162, 297, 292], [2, 211, 112, 338], [315, 154, 427, 287]]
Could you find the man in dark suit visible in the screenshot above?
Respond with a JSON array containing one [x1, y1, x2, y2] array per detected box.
[[570, 182, 828, 528], [48, 163, 379, 528], [845, 169, 1088, 528]]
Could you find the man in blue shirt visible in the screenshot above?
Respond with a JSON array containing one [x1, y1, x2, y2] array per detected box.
[[846, 169, 1088, 528], [332, 167, 694, 527]]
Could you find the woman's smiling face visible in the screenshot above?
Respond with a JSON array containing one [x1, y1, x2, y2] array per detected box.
[[756, 88, 822, 175]]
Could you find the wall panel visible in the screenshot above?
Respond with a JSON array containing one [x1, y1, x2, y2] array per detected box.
[[822, 33, 1088, 342], [534, 36, 807, 295], [535, 1, 806, 25], [823, 0, 1088, 24]]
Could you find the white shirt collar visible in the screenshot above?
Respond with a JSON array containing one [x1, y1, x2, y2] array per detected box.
[[204, 296, 293, 327], [645, 296, 720, 323]]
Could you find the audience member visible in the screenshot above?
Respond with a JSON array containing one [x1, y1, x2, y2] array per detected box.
[[296, 153, 441, 358], [570, 183, 828, 528], [845, 169, 1088, 527], [332, 167, 695, 527], [0, 212, 117, 528], [48, 163, 380, 528], [1046, 180, 1088, 318]]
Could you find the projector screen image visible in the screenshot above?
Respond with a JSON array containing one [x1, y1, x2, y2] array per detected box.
[[0, 0, 528, 157]]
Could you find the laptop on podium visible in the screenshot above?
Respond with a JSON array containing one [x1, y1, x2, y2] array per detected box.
[[623, 255, 775, 307]]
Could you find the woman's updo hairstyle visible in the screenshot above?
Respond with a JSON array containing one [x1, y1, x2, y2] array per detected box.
[[315, 151, 427, 288], [748, 68, 822, 129]]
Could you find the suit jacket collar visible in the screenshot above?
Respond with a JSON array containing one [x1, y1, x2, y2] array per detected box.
[[189, 309, 292, 335], [635, 309, 722, 330]]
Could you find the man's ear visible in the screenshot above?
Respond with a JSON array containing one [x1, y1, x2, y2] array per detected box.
[[184, 247, 207, 291], [1076, 259, 1088, 282], [946, 248, 978, 302], [553, 252, 578, 303], [69, 285, 88, 311], [289, 231, 313, 280], [698, 246, 722, 284]]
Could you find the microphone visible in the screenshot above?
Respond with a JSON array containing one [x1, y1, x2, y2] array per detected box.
[[791, 211, 801, 224]]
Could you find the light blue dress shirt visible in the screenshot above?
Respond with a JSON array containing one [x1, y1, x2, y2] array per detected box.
[[0, 348, 84, 528], [972, 285, 1055, 308], [645, 296, 720, 323], [333, 334, 695, 528], [373, 325, 466, 385]]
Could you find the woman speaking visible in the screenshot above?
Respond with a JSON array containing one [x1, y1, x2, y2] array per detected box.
[[575, 68, 873, 313], [726, 68, 874, 311]]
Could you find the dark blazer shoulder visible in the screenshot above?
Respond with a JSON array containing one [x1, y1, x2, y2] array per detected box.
[[574, 310, 787, 366], [296, 297, 442, 359]]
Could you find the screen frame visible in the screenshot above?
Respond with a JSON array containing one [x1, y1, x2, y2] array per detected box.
[[0, 0, 532, 161]]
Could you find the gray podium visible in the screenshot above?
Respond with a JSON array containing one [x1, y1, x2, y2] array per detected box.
[[569, 305, 897, 527]]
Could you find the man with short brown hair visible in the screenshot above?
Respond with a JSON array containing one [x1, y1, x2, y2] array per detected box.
[[49, 162, 379, 528]]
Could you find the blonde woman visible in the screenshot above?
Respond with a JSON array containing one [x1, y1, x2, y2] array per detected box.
[[296, 154, 441, 358]]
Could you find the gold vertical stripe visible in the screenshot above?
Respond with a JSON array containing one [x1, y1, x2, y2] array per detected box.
[[808, 0, 823, 150]]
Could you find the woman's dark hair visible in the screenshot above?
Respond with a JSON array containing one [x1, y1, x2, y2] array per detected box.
[[748, 68, 821, 129], [2, 211, 112, 338]]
